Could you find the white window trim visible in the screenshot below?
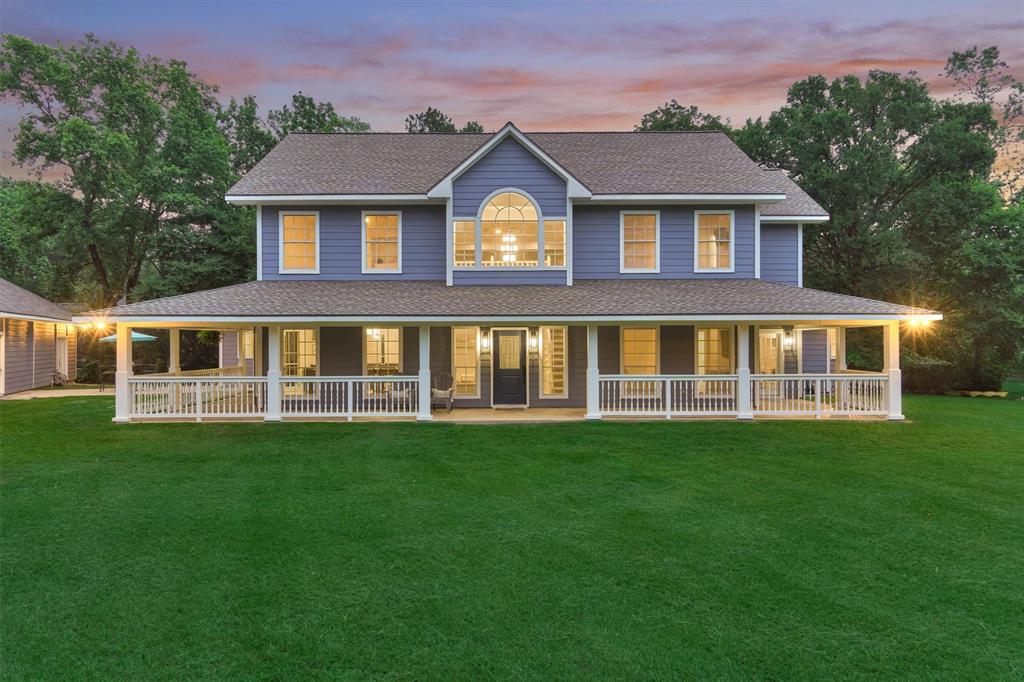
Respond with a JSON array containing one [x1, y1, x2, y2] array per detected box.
[[619, 210, 660, 274], [278, 210, 320, 275], [280, 327, 321, 377], [453, 188, 568, 271], [361, 210, 402, 274], [694, 325, 736, 375], [694, 209, 736, 274], [618, 325, 661, 375], [451, 326, 481, 399], [538, 325, 569, 399], [361, 326, 404, 376]]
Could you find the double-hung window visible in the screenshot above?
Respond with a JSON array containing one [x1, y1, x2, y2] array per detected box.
[[282, 329, 317, 396], [620, 212, 659, 272], [362, 212, 401, 273], [695, 211, 735, 272], [365, 327, 401, 376], [540, 326, 568, 398], [452, 327, 480, 398], [280, 212, 319, 273]]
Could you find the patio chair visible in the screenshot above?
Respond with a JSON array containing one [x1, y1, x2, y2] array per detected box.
[[431, 372, 455, 413]]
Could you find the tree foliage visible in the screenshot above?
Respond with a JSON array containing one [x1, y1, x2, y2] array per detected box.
[[405, 107, 484, 133], [266, 92, 370, 137], [635, 100, 731, 132]]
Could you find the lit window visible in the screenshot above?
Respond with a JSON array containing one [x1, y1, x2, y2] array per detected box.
[[453, 220, 476, 267], [282, 329, 317, 396], [241, 330, 254, 361], [365, 327, 401, 376], [697, 328, 733, 375], [452, 327, 479, 397], [363, 212, 400, 272], [281, 213, 318, 272], [622, 328, 657, 375], [828, 328, 838, 361], [621, 213, 658, 272], [481, 192, 538, 267], [543, 220, 566, 267], [696, 212, 733, 271], [540, 326, 567, 397]]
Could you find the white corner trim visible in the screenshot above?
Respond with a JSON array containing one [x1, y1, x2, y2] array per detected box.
[[360, 210, 403, 274], [278, 210, 320, 275], [619, 210, 660, 274], [760, 215, 829, 223], [797, 222, 804, 288], [427, 123, 591, 199], [693, 209, 736, 274], [445, 198, 454, 286], [255, 204, 263, 281], [754, 205, 761, 279]]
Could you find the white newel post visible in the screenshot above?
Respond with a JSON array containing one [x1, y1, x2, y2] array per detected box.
[[265, 325, 282, 421], [113, 323, 132, 423], [883, 321, 904, 420], [417, 324, 432, 421], [585, 324, 601, 419], [736, 324, 753, 419]]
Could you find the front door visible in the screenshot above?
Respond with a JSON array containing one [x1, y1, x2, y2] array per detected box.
[[492, 330, 527, 405]]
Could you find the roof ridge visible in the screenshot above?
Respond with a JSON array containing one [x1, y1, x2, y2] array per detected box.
[[282, 130, 731, 136]]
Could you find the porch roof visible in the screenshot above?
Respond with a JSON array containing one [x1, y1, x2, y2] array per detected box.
[[77, 279, 938, 322]]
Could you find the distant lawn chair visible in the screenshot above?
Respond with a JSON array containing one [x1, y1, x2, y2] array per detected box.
[[431, 372, 454, 413]]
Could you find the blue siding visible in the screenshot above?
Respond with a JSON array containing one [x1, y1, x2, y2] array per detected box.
[[761, 223, 800, 286], [572, 205, 756, 279], [452, 137, 567, 217], [801, 329, 829, 373], [452, 270, 567, 286], [261, 205, 445, 280]]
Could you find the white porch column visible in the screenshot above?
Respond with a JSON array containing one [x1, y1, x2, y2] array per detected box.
[[836, 327, 847, 372], [585, 324, 601, 419], [168, 329, 180, 374], [883, 321, 904, 421], [265, 325, 282, 421], [113, 323, 132, 423], [736, 324, 753, 419], [417, 324, 432, 421]]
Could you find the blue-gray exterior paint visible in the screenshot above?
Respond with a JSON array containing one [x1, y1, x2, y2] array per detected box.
[[661, 325, 695, 374], [801, 329, 829, 373], [760, 223, 800, 286], [452, 137, 567, 217], [572, 205, 756, 279], [261, 205, 446, 281], [451, 270, 567, 286]]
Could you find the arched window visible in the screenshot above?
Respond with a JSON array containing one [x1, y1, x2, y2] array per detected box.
[[481, 191, 539, 267]]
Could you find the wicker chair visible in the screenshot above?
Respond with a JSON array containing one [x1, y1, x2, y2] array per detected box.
[[431, 372, 455, 413]]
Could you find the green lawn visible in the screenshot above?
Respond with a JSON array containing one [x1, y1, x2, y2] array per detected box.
[[2, 396, 1022, 679]]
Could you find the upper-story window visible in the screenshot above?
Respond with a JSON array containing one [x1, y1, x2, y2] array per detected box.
[[453, 190, 566, 269], [362, 211, 401, 273], [695, 210, 735, 272], [280, 212, 319, 273], [620, 211, 659, 273]]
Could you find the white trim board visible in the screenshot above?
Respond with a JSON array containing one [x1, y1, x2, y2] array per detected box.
[[760, 215, 829, 223], [227, 194, 436, 205]]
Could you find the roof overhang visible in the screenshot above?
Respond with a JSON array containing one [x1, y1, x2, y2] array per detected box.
[[427, 122, 592, 200], [2, 311, 72, 324], [225, 194, 440, 205], [583, 194, 786, 204], [760, 215, 830, 223]]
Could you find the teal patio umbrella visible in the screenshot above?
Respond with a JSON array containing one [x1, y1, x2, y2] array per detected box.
[[98, 331, 157, 343]]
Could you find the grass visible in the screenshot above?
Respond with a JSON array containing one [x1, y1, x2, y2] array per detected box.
[[1, 396, 1022, 680]]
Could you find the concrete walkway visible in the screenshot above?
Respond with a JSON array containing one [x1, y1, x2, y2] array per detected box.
[[1, 388, 107, 400]]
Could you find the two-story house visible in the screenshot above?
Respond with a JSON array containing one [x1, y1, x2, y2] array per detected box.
[[78, 123, 939, 422]]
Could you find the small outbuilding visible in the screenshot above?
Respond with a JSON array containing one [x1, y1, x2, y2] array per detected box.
[[0, 277, 77, 395]]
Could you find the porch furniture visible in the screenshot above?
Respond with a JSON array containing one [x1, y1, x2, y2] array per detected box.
[[431, 372, 454, 413]]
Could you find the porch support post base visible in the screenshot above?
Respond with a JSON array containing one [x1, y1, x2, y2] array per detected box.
[[887, 368, 904, 420]]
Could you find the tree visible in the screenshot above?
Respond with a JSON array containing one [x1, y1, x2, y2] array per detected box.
[[266, 92, 369, 137], [405, 107, 484, 133], [218, 95, 276, 175], [0, 33, 244, 306], [635, 100, 731, 132]]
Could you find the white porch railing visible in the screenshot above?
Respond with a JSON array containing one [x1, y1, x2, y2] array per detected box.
[[145, 366, 247, 378], [751, 374, 888, 417], [128, 377, 268, 419], [281, 376, 420, 419], [598, 375, 739, 417]]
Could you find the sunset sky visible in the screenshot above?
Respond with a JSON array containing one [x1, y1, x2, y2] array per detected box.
[[2, 0, 1023, 177]]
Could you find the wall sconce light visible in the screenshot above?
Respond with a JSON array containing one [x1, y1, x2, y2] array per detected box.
[[480, 331, 490, 351], [528, 331, 538, 351], [783, 331, 795, 350]]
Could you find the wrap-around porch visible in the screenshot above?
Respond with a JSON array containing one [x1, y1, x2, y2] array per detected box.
[[113, 321, 907, 422]]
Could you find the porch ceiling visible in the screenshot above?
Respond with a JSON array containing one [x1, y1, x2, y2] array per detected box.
[[76, 279, 938, 323]]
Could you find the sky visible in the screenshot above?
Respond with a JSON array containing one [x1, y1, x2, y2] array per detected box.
[[2, 0, 1023, 178]]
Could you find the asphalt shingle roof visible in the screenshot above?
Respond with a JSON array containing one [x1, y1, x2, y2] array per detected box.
[[0, 277, 72, 321], [82, 279, 931, 320], [227, 131, 828, 218]]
